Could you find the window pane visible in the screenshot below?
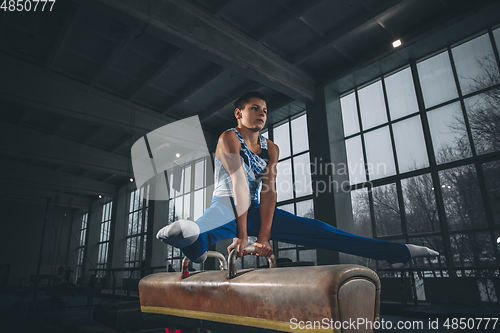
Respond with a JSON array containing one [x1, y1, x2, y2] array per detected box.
[[449, 232, 495, 267], [184, 165, 191, 194], [291, 114, 309, 154], [299, 250, 317, 265], [345, 135, 366, 185], [134, 190, 140, 211], [139, 187, 144, 209], [451, 33, 499, 95], [183, 194, 190, 219], [296, 199, 314, 218], [129, 190, 135, 213], [193, 189, 204, 221], [417, 51, 458, 108], [372, 183, 402, 237], [278, 249, 297, 261], [464, 92, 500, 155], [483, 161, 500, 224], [427, 102, 472, 164], [172, 259, 181, 272], [278, 203, 294, 214], [276, 159, 293, 202], [261, 130, 268, 138], [358, 80, 388, 130], [364, 126, 396, 180], [274, 122, 291, 159], [385, 67, 419, 120], [439, 165, 488, 230], [194, 160, 204, 190], [494, 27, 500, 51], [169, 173, 174, 199], [392, 116, 429, 172], [293, 153, 312, 198], [351, 188, 372, 238], [174, 196, 182, 221], [243, 252, 257, 268], [401, 174, 440, 234], [341, 92, 360, 136]]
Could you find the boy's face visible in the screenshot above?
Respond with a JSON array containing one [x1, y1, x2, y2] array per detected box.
[[235, 97, 267, 131]]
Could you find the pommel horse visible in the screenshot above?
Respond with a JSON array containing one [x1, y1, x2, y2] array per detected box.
[[139, 246, 381, 333]]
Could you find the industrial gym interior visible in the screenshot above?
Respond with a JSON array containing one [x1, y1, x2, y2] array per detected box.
[[0, 0, 499, 332]]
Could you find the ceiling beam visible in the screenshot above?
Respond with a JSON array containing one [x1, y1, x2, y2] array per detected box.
[[1, 158, 117, 197], [321, 0, 500, 88], [128, 48, 183, 101], [257, 0, 326, 42], [163, 66, 225, 115], [110, 133, 134, 153], [81, 126, 103, 145], [292, 0, 403, 65], [213, 0, 233, 17], [0, 123, 131, 177], [45, 3, 80, 69], [90, 27, 136, 87], [0, 52, 176, 136], [1, 183, 92, 209], [269, 95, 296, 112], [51, 118, 70, 137], [80, 0, 316, 102]]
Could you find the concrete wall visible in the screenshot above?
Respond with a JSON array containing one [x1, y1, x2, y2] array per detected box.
[[0, 199, 76, 286]]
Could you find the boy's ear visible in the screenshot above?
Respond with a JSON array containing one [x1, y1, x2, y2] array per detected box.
[[234, 108, 242, 120]]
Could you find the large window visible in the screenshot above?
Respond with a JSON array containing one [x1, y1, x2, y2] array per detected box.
[[166, 157, 210, 271], [260, 112, 317, 267], [97, 199, 112, 278], [75, 212, 88, 281], [341, 28, 500, 301], [125, 185, 150, 278]]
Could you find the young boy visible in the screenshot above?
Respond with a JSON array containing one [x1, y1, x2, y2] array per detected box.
[[156, 91, 439, 268]]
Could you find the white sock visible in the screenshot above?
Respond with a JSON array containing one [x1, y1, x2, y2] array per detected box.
[[156, 220, 200, 249], [391, 244, 439, 269], [406, 244, 439, 258]]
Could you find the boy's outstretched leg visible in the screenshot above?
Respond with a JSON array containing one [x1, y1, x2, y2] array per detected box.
[[254, 207, 439, 268], [391, 244, 439, 268]]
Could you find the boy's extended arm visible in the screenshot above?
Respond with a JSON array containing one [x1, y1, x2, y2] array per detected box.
[[253, 140, 279, 257], [216, 131, 251, 258]]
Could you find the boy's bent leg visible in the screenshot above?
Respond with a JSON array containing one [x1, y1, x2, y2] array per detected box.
[[156, 198, 238, 262], [266, 208, 412, 265]]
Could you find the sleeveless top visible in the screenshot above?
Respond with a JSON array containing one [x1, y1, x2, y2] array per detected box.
[[212, 128, 269, 202]]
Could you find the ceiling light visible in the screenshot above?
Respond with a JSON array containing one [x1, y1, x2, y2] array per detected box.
[[98, 194, 102, 199], [176, 153, 180, 158], [130, 177, 134, 182], [392, 39, 402, 48]]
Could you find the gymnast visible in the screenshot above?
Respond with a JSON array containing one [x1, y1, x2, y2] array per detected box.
[[156, 91, 439, 268]]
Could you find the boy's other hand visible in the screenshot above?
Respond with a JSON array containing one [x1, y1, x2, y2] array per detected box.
[[227, 237, 248, 258], [252, 239, 273, 257]]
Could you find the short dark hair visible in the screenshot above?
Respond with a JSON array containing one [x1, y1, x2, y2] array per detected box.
[[233, 91, 268, 110]]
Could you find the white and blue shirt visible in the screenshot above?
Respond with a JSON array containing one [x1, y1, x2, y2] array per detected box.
[[212, 128, 269, 202]]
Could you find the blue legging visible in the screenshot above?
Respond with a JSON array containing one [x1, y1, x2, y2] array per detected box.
[[180, 197, 411, 265]]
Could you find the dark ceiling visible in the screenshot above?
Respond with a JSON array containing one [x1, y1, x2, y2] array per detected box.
[[0, 0, 498, 209]]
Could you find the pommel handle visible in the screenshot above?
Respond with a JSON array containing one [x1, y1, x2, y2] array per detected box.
[[181, 251, 227, 278], [227, 246, 276, 279]]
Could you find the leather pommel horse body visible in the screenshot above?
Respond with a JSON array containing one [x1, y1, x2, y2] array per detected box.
[[139, 248, 381, 333]]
